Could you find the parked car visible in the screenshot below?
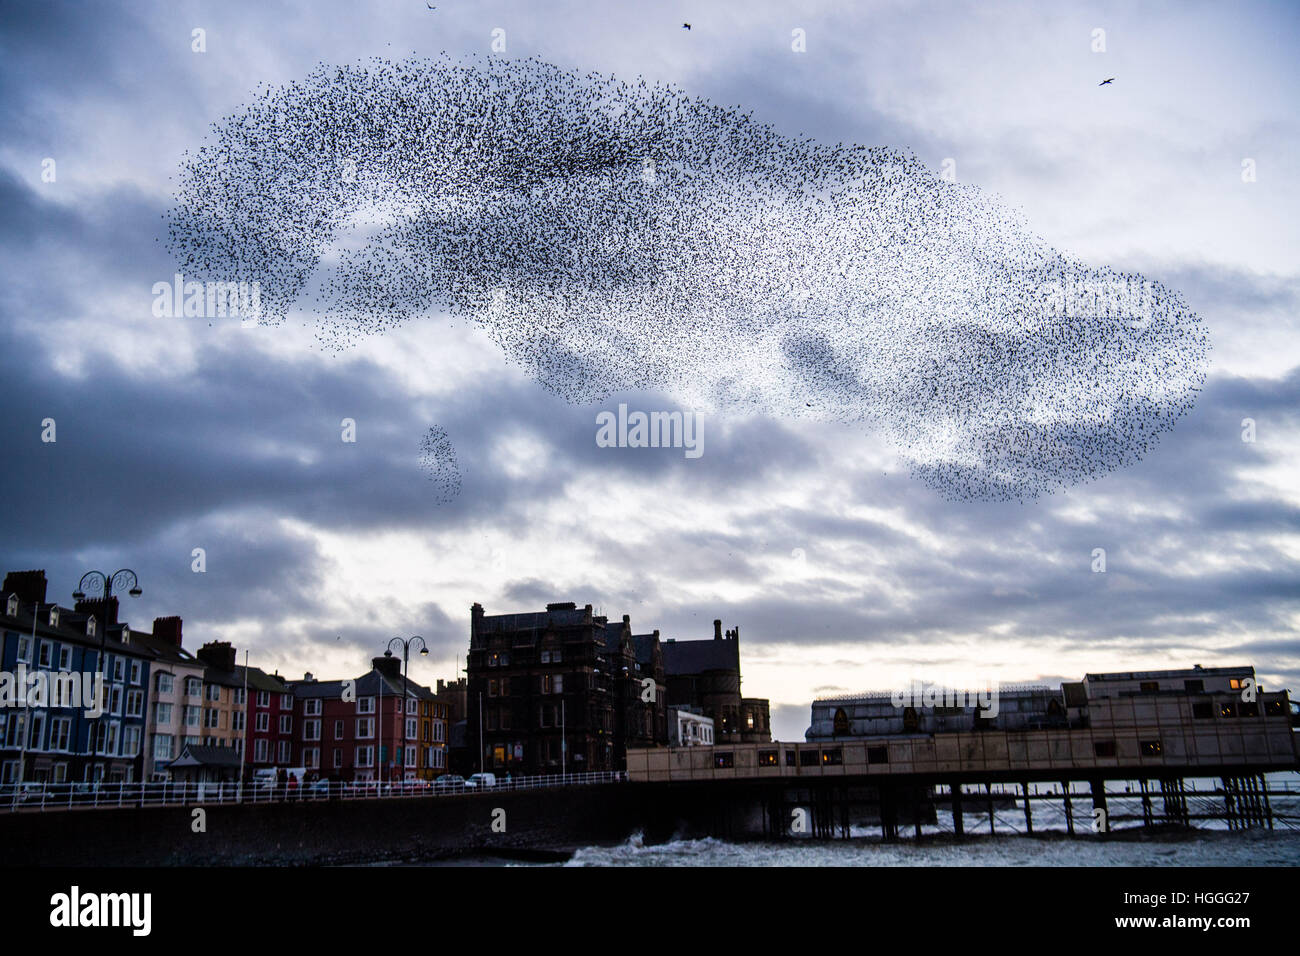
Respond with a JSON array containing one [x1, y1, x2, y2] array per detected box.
[[465, 773, 497, 789], [307, 778, 332, 798], [434, 774, 466, 791]]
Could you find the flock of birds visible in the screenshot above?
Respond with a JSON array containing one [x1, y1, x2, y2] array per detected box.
[[165, 54, 1207, 501], [418, 425, 461, 501]]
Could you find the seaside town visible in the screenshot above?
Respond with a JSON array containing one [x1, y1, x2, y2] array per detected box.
[[1, 567, 1295, 813]]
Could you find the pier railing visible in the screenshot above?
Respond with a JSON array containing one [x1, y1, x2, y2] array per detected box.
[[0, 770, 629, 813]]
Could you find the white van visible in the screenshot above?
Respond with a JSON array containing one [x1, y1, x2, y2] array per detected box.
[[465, 773, 497, 789]]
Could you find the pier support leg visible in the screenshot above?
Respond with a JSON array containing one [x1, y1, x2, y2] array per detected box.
[[1062, 781, 1074, 835], [1021, 782, 1033, 835], [1090, 779, 1108, 834], [951, 782, 964, 837], [986, 782, 995, 835]]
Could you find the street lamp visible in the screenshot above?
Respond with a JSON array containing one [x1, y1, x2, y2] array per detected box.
[[386, 636, 428, 789], [73, 569, 142, 786]]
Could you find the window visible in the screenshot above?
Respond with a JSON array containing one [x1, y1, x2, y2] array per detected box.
[[1266, 699, 1286, 716], [405, 718, 417, 740], [355, 746, 374, 768], [277, 740, 291, 763], [153, 735, 173, 761], [255, 713, 269, 732], [256, 691, 270, 707], [281, 694, 293, 710], [233, 688, 245, 705], [1094, 740, 1117, 757], [38, 641, 53, 668], [50, 717, 71, 751], [758, 750, 778, 766], [867, 745, 888, 764], [1139, 681, 1159, 693], [714, 751, 735, 769], [305, 748, 319, 769], [334, 719, 344, 739], [356, 718, 374, 739], [130, 661, 142, 685], [204, 708, 221, 729], [540, 650, 550, 664], [488, 679, 499, 697], [155, 703, 173, 725], [1240, 701, 1259, 718], [1184, 679, 1204, 693], [122, 726, 141, 757], [28, 712, 45, 750], [58, 646, 71, 670], [185, 705, 201, 727], [406, 698, 417, 715], [231, 711, 246, 732], [110, 686, 123, 715], [552, 649, 561, 663], [206, 684, 221, 702], [4, 714, 25, 748], [16, 637, 31, 663], [157, 673, 173, 696], [333, 749, 343, 769], [1140, 740, 1162, 756], [304, 720, 320, 741], [305, 699, 322, 716], [186, 677, 202, 697], [1220, 701, 1237, 718], [254, 739, 269, 762], [113, 658, 124, 682], [357, 697, 375, 714], [1192, 700, 1213, 719], [279, 715, 292, 734], [126, 689, 144, 717], [822, 747, 843, 766], [799, 749, 819, 767], [1229, 678, 1244, 690], [832, 708, 849, 735]]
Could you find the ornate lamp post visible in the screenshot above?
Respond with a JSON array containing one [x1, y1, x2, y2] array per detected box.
[[72, 569, 142, 785], [387, 636, 428, 789]]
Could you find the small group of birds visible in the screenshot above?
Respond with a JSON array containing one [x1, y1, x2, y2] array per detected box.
[[165, 54, 1206, 502]]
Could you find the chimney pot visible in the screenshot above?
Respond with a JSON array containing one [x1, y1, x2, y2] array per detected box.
[[713, 619, 722, 640]]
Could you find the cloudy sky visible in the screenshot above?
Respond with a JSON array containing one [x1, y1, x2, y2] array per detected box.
[[1, 0, 1297, 741]]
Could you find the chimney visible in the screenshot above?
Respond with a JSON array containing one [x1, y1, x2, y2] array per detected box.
[[622, 614, 630, 625], [197, 641, 237, 672], [3, 570, 48, 606], [373, 655, 402, 680], [153, 616, 183, 647], [713, 619, 722, 641], [75, 596, 119, 626], [547, 602, 577, 612], [303, 672, 315, 682]]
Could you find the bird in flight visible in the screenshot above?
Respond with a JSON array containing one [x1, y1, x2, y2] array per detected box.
[[1099, 77, 1115, 86], [683, 23, 691, 30], [426, 3, 436, 9]]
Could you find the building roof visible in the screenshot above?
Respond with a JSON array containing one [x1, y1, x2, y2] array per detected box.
[[1084, 666, 1253, 681], [1, 596, 153, 661], [166, 745, 243, 769], [631, 634, 658, 667], [289, 667, 432, 700]]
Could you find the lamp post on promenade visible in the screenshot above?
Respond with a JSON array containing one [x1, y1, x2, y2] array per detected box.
[[386, 636, 428, 790], [72, 569, 142, 785]]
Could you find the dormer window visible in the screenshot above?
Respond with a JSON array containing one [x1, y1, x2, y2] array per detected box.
[[5, 594, 17, 617], [86, 616, 97, 638], [48, 606, 60, 627], [121, 626, 131, 644]]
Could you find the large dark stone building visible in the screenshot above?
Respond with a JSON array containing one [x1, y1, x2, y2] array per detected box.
[[466, 601, 767, 776], [467, 602, 667, 775], [663, 620, 771, 743]]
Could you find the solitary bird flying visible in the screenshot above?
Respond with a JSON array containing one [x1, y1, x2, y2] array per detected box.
[[1099, 77, 1115, 86], [683, 23, 691, 30]]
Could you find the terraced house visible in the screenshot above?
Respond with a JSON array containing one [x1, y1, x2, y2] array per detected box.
[[0, 570, 152, 785]]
